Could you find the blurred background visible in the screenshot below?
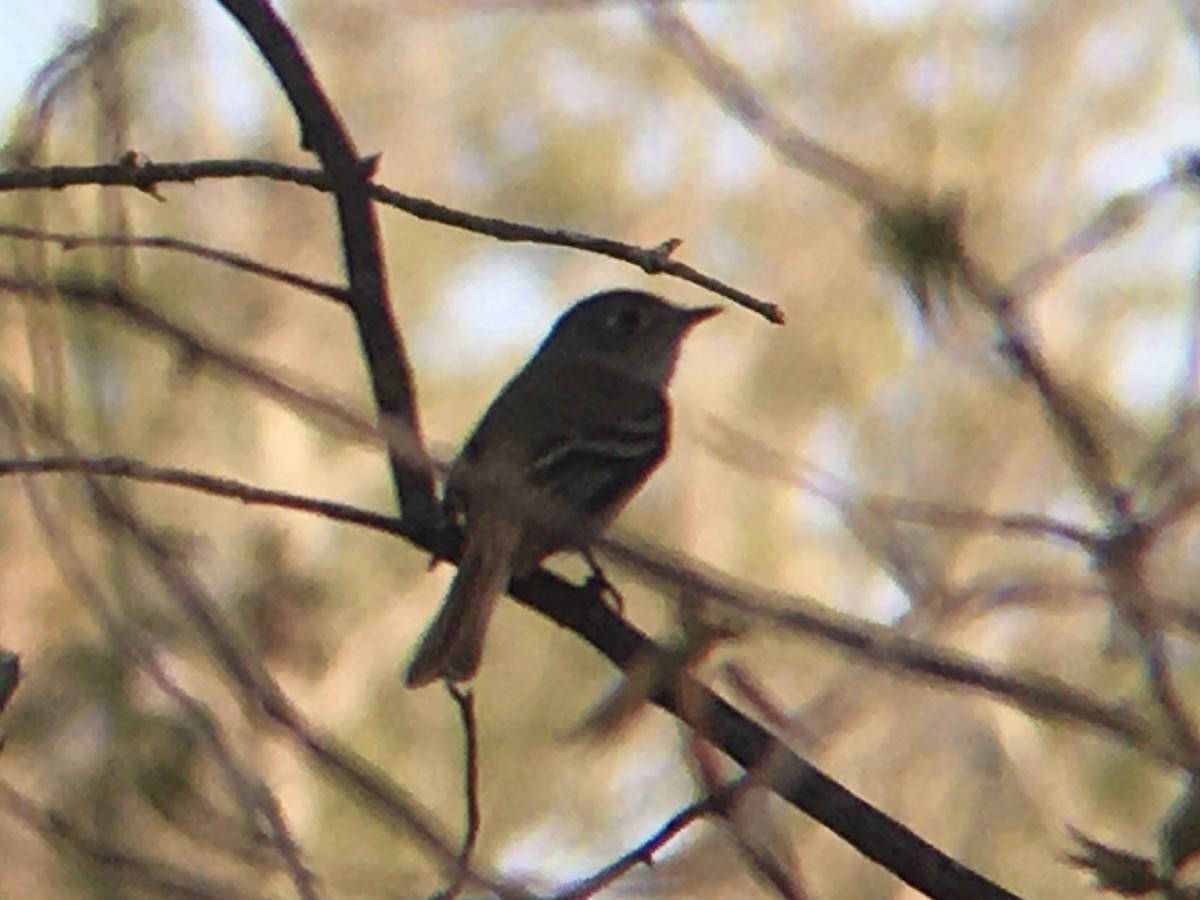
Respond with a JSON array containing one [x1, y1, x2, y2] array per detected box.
[[2, 1, 1200, 897]]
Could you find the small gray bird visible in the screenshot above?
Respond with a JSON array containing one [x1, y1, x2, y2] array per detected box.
[[404, 289, 719, 688]]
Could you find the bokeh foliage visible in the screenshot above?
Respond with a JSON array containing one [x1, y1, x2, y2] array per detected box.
[[2, 1, 1200, 898]]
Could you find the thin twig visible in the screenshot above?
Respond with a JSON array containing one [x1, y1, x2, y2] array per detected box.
[[435, 685, 482, 900], [0, 222, 349, 303], [645, 3, 893, 208], [721, 662, 822, 755], [688, 743, 807, 900], [705, 420, 1099, 550], [0, 454, 407, 533], [0, 273, 394, 448], [552, 783, 743, 899], [959, 260, 1128, 518], [592, 529, 1184, 768], [1094, 525, 1200, 758], [1006, 177, 1179, 299], [2, 15, 135, 166], [956, 259, 1200, 764]]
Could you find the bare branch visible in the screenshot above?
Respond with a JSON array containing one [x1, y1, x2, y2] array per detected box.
[[0, 446, 1182, 792], [433, 686, 482, 900], [553, 782, 744, 900], [1007, 177, 1181, 298], [705, 420, 1100, 550], [214, 0, 437, 525], [645, 3, 895, 208], [2, 15, 135, 166], [0, 222, 349, 303], [593, 531, 1184, 768], [0, 158, 783, 323], [0, 273, 394, 448]]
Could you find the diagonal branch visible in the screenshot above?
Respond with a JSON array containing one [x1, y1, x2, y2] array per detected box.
[[0, 441, 1176, 767], [644, 3, 894, 208], [213, 0, 438, 527], [0, 442, 1039, 898], [552, 779, 747, 899]]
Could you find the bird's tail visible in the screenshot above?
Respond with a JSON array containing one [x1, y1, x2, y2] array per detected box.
[[404, 518, 520, 688]]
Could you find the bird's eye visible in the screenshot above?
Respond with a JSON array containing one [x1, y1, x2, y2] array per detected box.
[[608, 306, 643, 333]]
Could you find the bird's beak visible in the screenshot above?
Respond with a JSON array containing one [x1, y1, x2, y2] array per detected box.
[[682, 305, 722, 328]]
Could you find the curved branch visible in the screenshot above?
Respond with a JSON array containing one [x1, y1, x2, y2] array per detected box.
[[213, 0, 437, 526]]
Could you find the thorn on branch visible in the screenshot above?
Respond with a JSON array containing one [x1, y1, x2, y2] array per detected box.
[[358, 154, 381, 178], [118, 150, 164, 201], [638, 238, 684, 274], [582, 548, 625, 614]]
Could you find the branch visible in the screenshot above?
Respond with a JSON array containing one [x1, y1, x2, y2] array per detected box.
[[0, 273, 392, 448], [0, 450, 1171, 766], [213, 0, 437, 526], [0, 158, 784, 324], [688, 743, 807, 900], [645, 3, 894, 208], [0, 443, 1027, 897], [705, 419, 1100, 550], [434, 686, 482, 900], [553, 779, 748, 899], [0, 222, 349, 303], [595, 530, 1183, 768], [955, 260, 1200, 763]]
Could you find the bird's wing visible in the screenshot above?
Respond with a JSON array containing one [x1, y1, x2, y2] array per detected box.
[[446, 360, 669, 535], [525, 395, 668, 519]]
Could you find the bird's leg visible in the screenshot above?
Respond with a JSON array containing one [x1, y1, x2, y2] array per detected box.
[[582, 548, 626, 614]]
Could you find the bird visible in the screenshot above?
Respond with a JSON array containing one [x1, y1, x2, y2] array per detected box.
[[404, 288, 720, 688]]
